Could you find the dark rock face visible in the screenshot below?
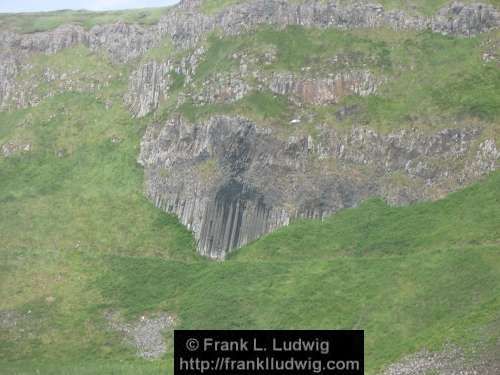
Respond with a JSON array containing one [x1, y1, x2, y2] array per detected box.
[[139, 116, 499, 259], [139, 116, 291, 258], [1, 1, 499, 258]]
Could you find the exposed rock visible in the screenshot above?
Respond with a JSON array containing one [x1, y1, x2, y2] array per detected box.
[[194, 72, 250, 105], [139, 115, 498, 259], [0, 310, 22, 330], [2, 64, 112, 110], [125, 61, 172, 117], [88, 23, 159, 64], [105, 99, 113, 110], [336, 104, 361, 120], [0, 24, 88, 55], [1, 142, 32, 157], [1, 1, 498, 112], [432, 1, 500, 36], [0, 23, 158, 63], [125, 47, 204, 117], [266, 70, 382, 105], [1, 1, 497, 61], [0, 52, 19, 110], [158, 1, 499, 49], [1, 0, 499, 258], [377, 344, 500, 375], [481, 37, 500, 63], [467, 139, 500, 178], [105, 311, 175, 359]]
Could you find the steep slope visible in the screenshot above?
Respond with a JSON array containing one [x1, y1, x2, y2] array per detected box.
[[1, 2, 499, 259], [1, 166, 500, 374], [130, 1, 500, 258], [0, 1, 500, 375]]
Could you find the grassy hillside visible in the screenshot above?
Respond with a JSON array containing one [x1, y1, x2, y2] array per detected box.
[[1, 162, 499, 374], [0, 8, 170, 34], [1, 78, 499, 373], [200, 0, 500, 15], [1, 8, 499, 375], [173, 26, 500, 134], [2, 0, 500, 34]]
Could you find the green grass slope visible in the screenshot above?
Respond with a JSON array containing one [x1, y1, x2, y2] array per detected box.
[[199, 0, 500, 15], [1, 91, 499, 372], [1, 171, 499, 374], [173, 26, 500, 135], [1, 14, 499, 375], [0, 8, 170, 34]]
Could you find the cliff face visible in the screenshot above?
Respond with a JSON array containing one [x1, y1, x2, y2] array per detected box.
[[127, 0, 500, 117], [1, 0, 499, 258], [1, 1, 499, 111], [266, 70, 382, 105], [139, 116, 498, 259]]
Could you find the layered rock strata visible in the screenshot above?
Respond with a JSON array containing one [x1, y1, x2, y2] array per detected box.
[[1, 1, 498, 111]]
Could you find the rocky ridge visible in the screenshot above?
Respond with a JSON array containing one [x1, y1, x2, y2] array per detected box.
[[128, 0, 500, 117], [1, 1, 499, 112]]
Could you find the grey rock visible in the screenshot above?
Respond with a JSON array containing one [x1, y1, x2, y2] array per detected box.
[[1, 141, 32, 157], [1, 1, 497, 60], [377, 344, 500, 375], [266, 70, 382, 105], [88, 22, 159, 64], [139, 115, 498, 259], [105, 311, 175, 359], [194, 72, 250, 105], [125, 47, 204, 117], [125, 60, 172, 117], [0, 52, 18, 110], [0, 310, 22, 329], [157, 1, 499, 50], [1, 1, 498, 111], [432, 1, 500, 36]]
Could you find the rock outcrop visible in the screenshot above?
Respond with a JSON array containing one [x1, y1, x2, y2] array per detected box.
[[125, 47, 204, 117], [161, 0, 499, 49], [266, 70, 382, 105], [1, 1, 499, 258], [432, 2, 500, 36], [377, 344, 500, 375], [139, 115, 499, 259], [0, 52, 18, 110], [0, 23, 158, 63], [194, 72, 250, 105], [105, 311, 175, 359], [125, 61, 172, 118], [88, 23, 159, 64], [2, 1, 498, 111]]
